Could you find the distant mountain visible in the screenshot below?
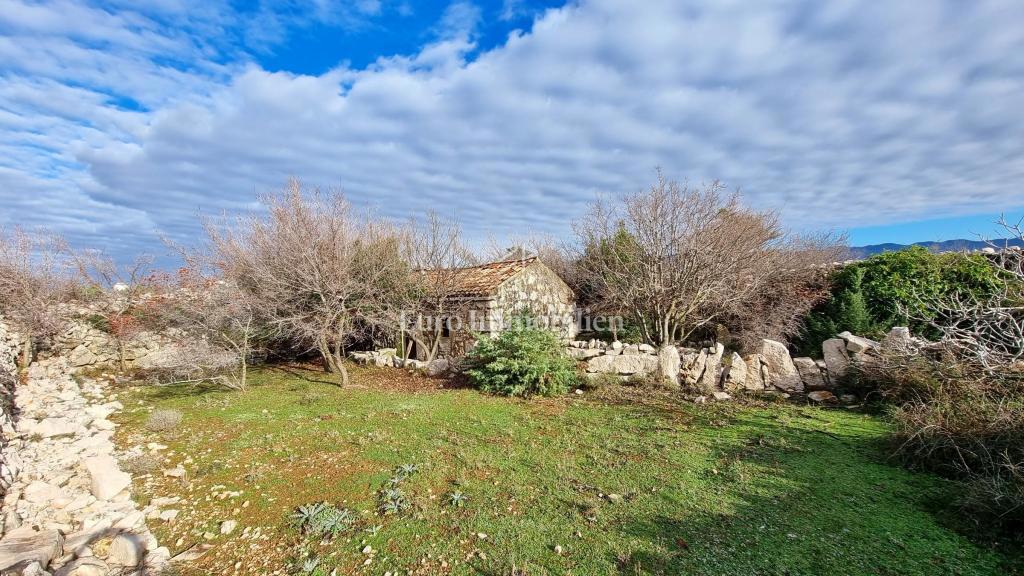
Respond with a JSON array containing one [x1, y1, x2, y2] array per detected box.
[[849, 237, 1024, 259]]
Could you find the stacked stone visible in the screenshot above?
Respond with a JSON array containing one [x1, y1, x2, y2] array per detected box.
[[0, 357, 168, 575], [52, 321, 184, 372], [568, 327, 918, 403]]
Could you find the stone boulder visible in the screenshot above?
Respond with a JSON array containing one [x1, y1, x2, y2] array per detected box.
[[792, 357, 828, 391], [424, 358, 449, 377], [838, 331, 879, 354], [758, 339, 802, 392], [656, 346, 681, 387], [54, 557, 108, 576], [84, 456, 131, 501], [697, 343, 725, 393], [107, 533, 144, 567], [821, 338, 850, 379], [586, 353, 658, 376], [0, 526, 63, 572], [722, 352, 748, 391], [741, 354, 767, 391]]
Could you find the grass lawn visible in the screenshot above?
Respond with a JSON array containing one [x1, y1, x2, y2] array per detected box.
[[112, 366, 1022, 576]]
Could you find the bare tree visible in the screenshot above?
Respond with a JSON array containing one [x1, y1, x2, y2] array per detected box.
[[0, 227, 73, 368], [206, 179, 411, 386], [401, 212, 478, 363], [73, 251, 158, 372], [906, 216, 1024, 372], [153, 244, 264, 390], [573, 172, 845, 346]]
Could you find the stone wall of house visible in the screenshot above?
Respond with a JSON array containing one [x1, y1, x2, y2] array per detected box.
[[490, 262, 577, 340]]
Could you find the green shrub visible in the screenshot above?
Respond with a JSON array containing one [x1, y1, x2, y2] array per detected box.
[[795, 247, 1004, 357], [465, 317, 579, 397]]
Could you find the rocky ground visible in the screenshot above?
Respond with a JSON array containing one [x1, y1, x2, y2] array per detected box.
[[0, 358, 169, 575]]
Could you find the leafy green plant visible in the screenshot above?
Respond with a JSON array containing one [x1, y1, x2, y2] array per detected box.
[[289, 502, 355, 539], [465, 315, 580, 397], [446, 490, 468, 508], [378, 487, 411, 515]]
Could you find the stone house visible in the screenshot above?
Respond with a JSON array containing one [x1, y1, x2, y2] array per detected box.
[[414, 257, 577, 358]]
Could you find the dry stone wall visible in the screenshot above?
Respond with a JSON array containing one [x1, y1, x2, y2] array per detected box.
[[571, 328, 909, 402]]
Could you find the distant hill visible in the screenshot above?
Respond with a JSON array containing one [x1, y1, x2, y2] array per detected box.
[[849, 237, 1024, 259]]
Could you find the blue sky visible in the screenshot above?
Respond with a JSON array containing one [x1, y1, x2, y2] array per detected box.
[[1, 0, 1023, 261]]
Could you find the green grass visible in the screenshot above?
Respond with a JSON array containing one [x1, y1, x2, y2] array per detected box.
[[113, 366, 1022, 576]]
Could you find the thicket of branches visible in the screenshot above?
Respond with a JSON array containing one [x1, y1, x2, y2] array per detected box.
[[860, 220, 1024, 531], [571, 172, 845, 348]]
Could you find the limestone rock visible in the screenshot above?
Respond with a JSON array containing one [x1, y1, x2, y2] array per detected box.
[[793, 357, 828, 391], [0, 526, 63, 571], [698, 343, 725, 393], [54, 557, 108, 576], [219, 520, 237, 535], [838, 331, 879, 354], [758, 339, 802, 392], [722, 352, 748, 391], [84, 456, 131, 501], [741, 354, 767, 391], [68, 345, 97, 368], [656, 346, 681, 387], [712, 391, 732, 401], [107, 533, 144, 567], [424, 358, 449, 377], [30, 417, 80, 439], [821, 338, 850, 379]]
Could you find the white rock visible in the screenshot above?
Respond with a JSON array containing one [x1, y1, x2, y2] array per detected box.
[[30, 417, 80, 438], [656, 346, 681, 387], [723, 352, 748, 391], [24, 481, 66, 505], [758, 339, 802, 392], [0, 526, 63, 571], [54, 557, 108, 576], [84, 456, 131, 501], [838, 331, 879, 354], [793, 357, 828, 391], [821, 338, 850, 379], [219, 520, 237, 535], [107, 533, 144, 567]]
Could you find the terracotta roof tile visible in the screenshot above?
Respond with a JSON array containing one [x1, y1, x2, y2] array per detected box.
[[422, 257, 538, 298]]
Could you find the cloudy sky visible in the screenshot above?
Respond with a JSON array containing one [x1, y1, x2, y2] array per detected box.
[[2, 0, 1023, 261]]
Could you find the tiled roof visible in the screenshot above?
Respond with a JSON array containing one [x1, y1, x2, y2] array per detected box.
[[421, 257, 538, 298]]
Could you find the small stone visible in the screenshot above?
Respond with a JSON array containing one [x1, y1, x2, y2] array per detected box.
[[554, 545, 564, 555], [219, 520, 237, 535], [712, 391, 732, 401], [159, 510, 179, 522], [605, 493, 623, 503], [362, 545, 373, 554], [808, 390, 838, 404], [107, 533, 144, 567], [163, 466, 186, 478]]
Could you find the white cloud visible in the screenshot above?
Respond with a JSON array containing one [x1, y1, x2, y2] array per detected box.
[[2, 0, 1024, 261]]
